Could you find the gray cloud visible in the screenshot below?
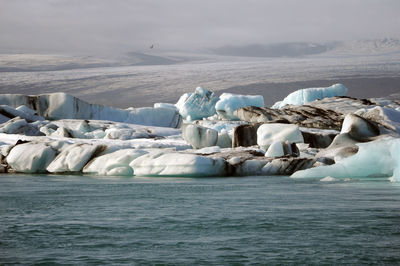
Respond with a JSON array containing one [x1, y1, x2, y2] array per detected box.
[[0, 0, 399, 55]]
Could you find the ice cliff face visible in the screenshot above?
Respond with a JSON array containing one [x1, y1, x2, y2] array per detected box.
[[0, 92, 182, 128]]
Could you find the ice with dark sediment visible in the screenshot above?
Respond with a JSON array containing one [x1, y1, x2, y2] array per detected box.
[[0, 84, 399, 180]]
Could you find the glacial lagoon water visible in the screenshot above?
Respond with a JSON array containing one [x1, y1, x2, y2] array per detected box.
[[1, 174, 400, 264]]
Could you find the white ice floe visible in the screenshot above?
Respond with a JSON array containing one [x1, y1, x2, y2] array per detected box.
[[83, 149, 148, 176], [176, 87, 219, 121], [215, 93, 264, 120], [257, 123, 304, 150], [130, 152, 226, 177], [7, 143, 56, 173], [47, 143, 104, 173], [291, 137, 400, 181], [272, 84, 348, 108]]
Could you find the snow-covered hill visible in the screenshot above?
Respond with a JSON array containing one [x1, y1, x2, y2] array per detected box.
[[326, 38, 400, 55]]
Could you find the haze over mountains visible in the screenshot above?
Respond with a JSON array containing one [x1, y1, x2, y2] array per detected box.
[[1, 38, 400, 71], [210, 38, 400, 58], [0, 38, 399, 108]]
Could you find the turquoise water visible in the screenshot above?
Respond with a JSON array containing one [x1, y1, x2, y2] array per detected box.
[[1, 174, 400, 265]]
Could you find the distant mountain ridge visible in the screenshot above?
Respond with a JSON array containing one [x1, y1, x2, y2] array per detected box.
[[211, 38, 400, 58], [330, 38, 400, 54]]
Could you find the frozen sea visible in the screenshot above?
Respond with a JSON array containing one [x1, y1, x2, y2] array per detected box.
[[1, 174, 400, 264]]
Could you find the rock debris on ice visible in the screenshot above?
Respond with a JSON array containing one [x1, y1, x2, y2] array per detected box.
[[0, 86, 399, 180]]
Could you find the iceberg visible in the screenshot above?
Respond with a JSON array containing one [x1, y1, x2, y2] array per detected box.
[[6, 142, 56, 173], [130, 152, 226, 177], [0, 93, 181, 128], [272, 84, 348, 108], [257, 123, 304, 150], [0, 88, 399, 179], [291, 137, 399, 180], [215, 93, 264, 120], [47, 143, 105, 173], [83, 149, 148, 176], [176, 87, 219, 121]]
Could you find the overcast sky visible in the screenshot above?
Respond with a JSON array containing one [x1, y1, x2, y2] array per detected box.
[[0, 0, 399, 55]]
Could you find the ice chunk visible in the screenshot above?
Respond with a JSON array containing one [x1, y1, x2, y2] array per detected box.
[[262, 158, 314, 175], [362, 106, 400, 133], [215, 93, 264, 120], [83, 149, 148, 176], [233, 159, 268, 176], [320, 176, 338, 182], [47, 143, 105, 173], [125, 107, 182, 128], [131, 152, 226, 177], [7, 143, 56, 173], [176, 87, 219, 121], [265, 141, 285, 157], [292, 137, 399, 180], [105, 127, 147, 140], [217, 132, 232, 148], [341, 114, 380, 140], [257, 123, 304, 150], [0, 105, 44, 122], [272, 84, 348, 108], [175, 92, 191, 110], [154, 103, 178, 110], [16, 105, 38, 117], [182, 124, 218, 149], [0, 117, 44, 136]]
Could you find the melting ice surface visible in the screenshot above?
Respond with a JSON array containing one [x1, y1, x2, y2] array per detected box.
[[292, 137, 400, 181]]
